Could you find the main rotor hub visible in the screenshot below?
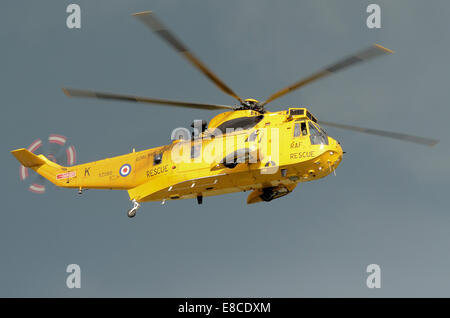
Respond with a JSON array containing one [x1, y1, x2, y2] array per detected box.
[[237, 98, 264, 112]]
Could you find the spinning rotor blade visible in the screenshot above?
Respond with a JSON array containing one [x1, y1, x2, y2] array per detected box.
[[261, 44, 393, 106], [133, 11, 243, 104], [62, 88, 234, 110], [320, 120, 439, 146], [29, 175, 46, 194]]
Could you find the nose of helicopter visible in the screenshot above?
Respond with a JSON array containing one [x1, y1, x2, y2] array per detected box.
[[297, 136, 343, 180], [327, 136, 344, 169]]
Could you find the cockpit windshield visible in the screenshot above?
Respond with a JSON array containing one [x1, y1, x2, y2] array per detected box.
[[309, 122, 329, 145]]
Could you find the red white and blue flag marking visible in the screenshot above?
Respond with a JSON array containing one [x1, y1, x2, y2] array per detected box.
[[120, 164, 131, 177]]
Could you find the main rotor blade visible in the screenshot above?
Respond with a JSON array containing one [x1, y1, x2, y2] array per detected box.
[[62, 88, 234, 110], [261, 44, 393, 106], [133, 11, 243, 104], [320, 120, 439, 147]]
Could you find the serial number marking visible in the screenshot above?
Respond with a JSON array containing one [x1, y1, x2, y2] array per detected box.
[[98, 171, 112, 177], [136, 155, 146, 162]]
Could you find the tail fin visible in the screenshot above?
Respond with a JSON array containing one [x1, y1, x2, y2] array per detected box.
[[11, 148, 74, 187], [11, 148, 46, 167]]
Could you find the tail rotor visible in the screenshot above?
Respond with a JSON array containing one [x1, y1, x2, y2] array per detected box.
[[19, 134, 77, 194]]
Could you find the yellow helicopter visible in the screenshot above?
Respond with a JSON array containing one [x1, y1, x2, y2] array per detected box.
[[11, 11, 438, 218]]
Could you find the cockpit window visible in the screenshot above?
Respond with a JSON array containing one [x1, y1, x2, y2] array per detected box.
[[301, 122, 308, 136], [309, 122, 329, 145], [153, 153, 163, 165], [294, 122, 307, 137], [214, 115, 264, 134], [294, 123, 301, 137], [318, 125, 328, 137]]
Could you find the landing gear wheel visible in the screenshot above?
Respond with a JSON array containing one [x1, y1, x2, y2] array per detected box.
[[127, 199, 140, 218], [127, 209, 137, 218]]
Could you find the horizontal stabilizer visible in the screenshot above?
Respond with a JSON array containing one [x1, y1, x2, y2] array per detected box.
[[11, 148, 46, 168]]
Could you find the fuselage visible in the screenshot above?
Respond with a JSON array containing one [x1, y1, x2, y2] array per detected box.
[[23, 107, 343, 204]]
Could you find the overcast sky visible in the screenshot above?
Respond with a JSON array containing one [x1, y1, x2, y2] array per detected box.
[[1, 0, 450, 297]]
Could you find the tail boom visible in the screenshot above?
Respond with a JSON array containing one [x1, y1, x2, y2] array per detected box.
[[11, 148, 140, 190]]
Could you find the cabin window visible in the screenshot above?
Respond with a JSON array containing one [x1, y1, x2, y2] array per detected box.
[[153, 153, 163, 165], [214, 115, 264, 134]]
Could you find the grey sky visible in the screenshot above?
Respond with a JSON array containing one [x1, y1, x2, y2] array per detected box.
[[1, 0, 450, 297]]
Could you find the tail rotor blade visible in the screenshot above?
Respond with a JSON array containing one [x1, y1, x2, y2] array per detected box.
[[28, 175, 46, 194]]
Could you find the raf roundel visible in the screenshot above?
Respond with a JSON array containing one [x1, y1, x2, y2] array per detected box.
[[119, 164, 132, 177]]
